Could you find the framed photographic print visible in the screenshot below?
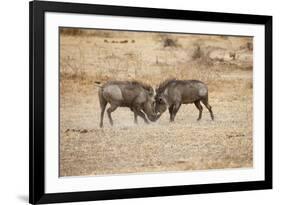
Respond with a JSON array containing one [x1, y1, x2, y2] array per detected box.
[[29, 0, 272, 204]]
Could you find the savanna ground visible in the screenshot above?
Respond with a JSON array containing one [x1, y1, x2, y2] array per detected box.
[[59, 28, 253, 177]]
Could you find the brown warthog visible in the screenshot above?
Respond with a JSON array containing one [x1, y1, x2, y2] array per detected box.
[[155, 79, 214, 122], [96, 81, 159, 128]]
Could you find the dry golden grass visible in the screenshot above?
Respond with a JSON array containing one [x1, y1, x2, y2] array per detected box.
[[59, 28, 253, 177]]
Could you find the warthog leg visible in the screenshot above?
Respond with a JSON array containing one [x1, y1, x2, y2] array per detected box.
[[168, 105, 174, 122], [201, 98, 214, 120], [134, 112, 138, 124], [194, 100, 203, 121], [107, 104, 118, 126], [170, 103, 181, 122], [130, 107, 138, 124], [99, 102, 107, 128], [98, 90, 107, 128]]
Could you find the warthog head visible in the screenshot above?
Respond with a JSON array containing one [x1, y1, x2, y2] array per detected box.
[[154, 93, 168, 116], [143, 88, 160, 122]]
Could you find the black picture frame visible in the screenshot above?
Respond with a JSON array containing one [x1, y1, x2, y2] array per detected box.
[[29, 0, 272, 204]]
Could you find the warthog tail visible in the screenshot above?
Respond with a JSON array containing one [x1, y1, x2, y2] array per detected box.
[[94, 81, 103, 88]]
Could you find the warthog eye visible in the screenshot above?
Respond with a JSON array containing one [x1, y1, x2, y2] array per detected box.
[[158, 98, 164, 104]]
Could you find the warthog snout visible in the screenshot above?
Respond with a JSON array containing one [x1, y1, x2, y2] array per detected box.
[[155, 96, 168, 115], [146, 112, 161, 122]]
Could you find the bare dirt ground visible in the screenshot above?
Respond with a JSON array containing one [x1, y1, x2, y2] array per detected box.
[[59, 29, 253, 177]]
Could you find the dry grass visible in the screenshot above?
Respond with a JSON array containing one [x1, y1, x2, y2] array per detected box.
[[59, 28, 253, 177]]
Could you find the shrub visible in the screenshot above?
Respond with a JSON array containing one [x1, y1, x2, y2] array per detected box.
[[163, 38, 177, 47]]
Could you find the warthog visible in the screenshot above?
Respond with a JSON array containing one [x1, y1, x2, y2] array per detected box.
[[96, 81, 159, 128], [155, 79, 214, 122]]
